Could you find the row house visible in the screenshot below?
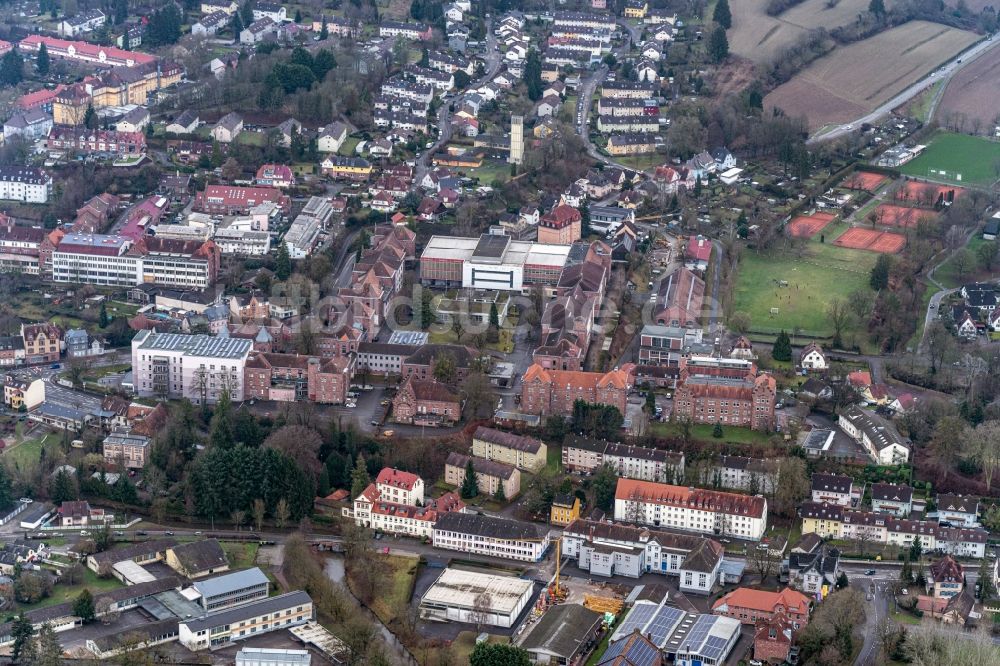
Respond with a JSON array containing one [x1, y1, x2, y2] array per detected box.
[[311, 15, 360, 38], [520, 363, 634, 418], [562, 434, 685, 484], [810, 473, 857, 507], [553, 10, 617, 31], [597, 98, 659, 117], [799, 502, 988, 558], [614, 478, 768, 541], [601, 80, 658, 99], [321, 156, 372, 181], [936, 493, 979, 527], [378, 20, 432, 41], [242, 351, 354, 404], [708, 455, 779, 494], [19, 35, 157, 68], [374, 110, 428, 133], [428, 50, 474, 75], [607, 132, 658, 155], [405, 65, 454, 91], [0, 337, 25, 366], [48, 127, 146, 156], [381, 79, 435, 104], [597, 115, 659, 133]]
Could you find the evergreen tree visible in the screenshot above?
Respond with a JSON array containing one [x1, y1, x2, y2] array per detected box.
[[523, 48, 543, 101], [869, 0, 885, 16], [294, 8, 301, 21], [713, 0, 732, 29], [99, 302, 109, 327], [870, 254, 890, 291], [708, 26, 729, 63], [421, 289, 434, 330], [494, 482, 506, 502], [489, 301, 500, 329], [232, 12, 244, 40], [900, 556, 913, 583], [209, 389, 234, 449], [470, 643, 530, 666], [10, 613, 32, 664], [644, 390, 656, 415], [694, 175, 702, 196], [836, 572, 849, 589], [275, 243, 292, 280], [114, 0, 128, 24], [350, 454, 370, 498], [978, 556, 997, 599], [73, 589, 95, 623], [0, 465, 13, 510], [49, 470, 77, 503], [460, 459, 479, 499], [319, 15, 328, 40], [772, 330, 792, 362], [240, 0, 253, 24], [84, 104, 97, 129], [0, 49, 24, 87], [579, 199, 591, 237], [712, 422, 724, 438], [36, 43, 49, 76]]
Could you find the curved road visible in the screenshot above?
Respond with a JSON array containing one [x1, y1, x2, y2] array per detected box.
[[809, 35, 1000, 144]]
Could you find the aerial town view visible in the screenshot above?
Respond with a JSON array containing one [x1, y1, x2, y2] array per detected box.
[[0, 0, 998, 663]]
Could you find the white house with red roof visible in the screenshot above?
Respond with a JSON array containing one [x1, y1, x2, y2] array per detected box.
[[686, 234, 712, 271], [255, 164, 294, 189], [351, 467, 464, 537], [376, 467, 424, 505]]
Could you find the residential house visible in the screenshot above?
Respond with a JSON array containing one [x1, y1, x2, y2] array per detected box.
[[102, 429, 150, 469], [255, 164, 294, 188], [3, 377, 44, 410], [317, 122, 348, 153], [550, 495, 581, 526], [798, 343, 828, 371], [240, 17, 277, 44], [444, 453, 520, 499], [936, 494, 979, 527], [431, 512, 550, 562], [871, 483, 913, 517], [21, 323, 61, 363], [57, 501, 108, 526], [753, 612, 796, 665], [211, 112, 243, 143], [712, 588, 811, 628], [810, 473, 856, 507], [786, 547, 840, 595], [927, 555, 963, 599], [838, 405, 910, 464], [392, 376, 462, 426]]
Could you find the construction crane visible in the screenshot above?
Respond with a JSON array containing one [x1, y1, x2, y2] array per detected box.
[[548, 537, 567, 603]]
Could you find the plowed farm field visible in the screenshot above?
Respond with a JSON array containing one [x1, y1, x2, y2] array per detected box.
[[936, 43, 1000, 128], [729, 0, 887, 63], [764, 22, 979, 130]]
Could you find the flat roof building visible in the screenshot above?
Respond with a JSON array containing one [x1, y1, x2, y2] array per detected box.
[[420, 233, 572, 291], [191, 567, 270, 611], [132, 330, 253, 403], [178, 590, 313, 650], [419, 567, 535, 628], [237, 648, 311, 666]]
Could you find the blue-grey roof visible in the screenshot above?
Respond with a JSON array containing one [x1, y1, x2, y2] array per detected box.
[[236, 648, 312, 666], [37, 402, 88, 422], [181, 590, 311, 632], [192, 567, 269, 599], [134, 330, 251, 358], [64, 329, 88, 343]]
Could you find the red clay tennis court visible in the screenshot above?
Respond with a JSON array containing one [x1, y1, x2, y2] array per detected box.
[[834, 227, 906, 253], [874, 204, 937, 228], [843, 171, 887, 192], [787, 211, 837, 238], [896, 180, 964, 204]]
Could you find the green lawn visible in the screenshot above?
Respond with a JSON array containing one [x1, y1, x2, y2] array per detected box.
[[464, 159, 511, 186], [900, 131, 1000, 185], [222, 541, 259, 569], [615, 153, 664, 171], [935, 234, 990, 288], [367, 554, 418, 627], [236, 131, 267, 147], [338, 136, 361, 156], [649, 422, 772, 445], [732, 242, 875, 337], [5, 434, 60, 468], [15, 567, 123, 613]]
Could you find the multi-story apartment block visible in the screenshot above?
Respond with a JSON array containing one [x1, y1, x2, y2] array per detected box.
[[711, 455, 779, 494], [432, 512, 550, 562], [871, 483, 913, 517], [353, 467, 463, 537], [471, 426, 547, 473], [0, 166, 52, 203], [614, 479, 768, 541], [0, 337, 25, 366], [378, 20, 432, 40], [799, 502, 988, 558], [562, 519, 725, 595], [213, 228, 271, 256], [21, 323, 62, 363], [102, 429, 150, 469], [320, 156, 372, 181], [444, 453, 520, 499], [58, 8, 106, 36], [520, 363, 633, 417], [0, 221, 47, 275], [936, 493, 979, 527], [19, 35, 157, 68], [810, 473, 855, 507], [561, 435, 685, 483], [131, 331, 252, 403], [178, 591, 313, 650]]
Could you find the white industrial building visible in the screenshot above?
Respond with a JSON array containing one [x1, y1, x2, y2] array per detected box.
[[191, 567, 270, 611], [131, 330, 252, 403], [0, 166, 52, 203], [178, 591, 313, 650], [419, 568, 534, 628]]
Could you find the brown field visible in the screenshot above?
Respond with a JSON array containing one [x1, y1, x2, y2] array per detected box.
[[765, 21, 980, 130], [936, 43, 1000, 128], [787, 211, 837, 237], [893, 180, 964, 205], [835, 227, 907, 253], [728, 0, 888, 63], [874, 203, 937, 228], [843, 171, 888, 191]]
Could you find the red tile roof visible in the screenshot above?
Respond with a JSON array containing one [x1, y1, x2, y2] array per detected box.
[[616, 478, 766, 518], [376, 467, 421, 490]]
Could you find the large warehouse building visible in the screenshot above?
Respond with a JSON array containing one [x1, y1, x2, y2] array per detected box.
[[419, 233, 571, 291], [418, 568, 535, 628]]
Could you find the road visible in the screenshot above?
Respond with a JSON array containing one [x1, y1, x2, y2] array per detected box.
[[810, 35, 1000, 143], [414, 21, 500, 185]]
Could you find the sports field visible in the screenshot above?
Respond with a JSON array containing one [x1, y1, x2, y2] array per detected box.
[[733, 241, 876, 336], [843, 171, 888, 192], [900, 131, 1000, 185], [873, 204, 936, 228], [787, 211, 837, 238], [894, 180, 963, 204], [834, 227, 907, 253]]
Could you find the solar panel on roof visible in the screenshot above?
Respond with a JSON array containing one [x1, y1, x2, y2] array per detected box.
[[612, 602, 658, 641], [647, 605, 684, 645]]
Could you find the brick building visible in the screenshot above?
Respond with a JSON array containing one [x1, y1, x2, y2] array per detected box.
[[537, 204, 582, 245], [713, 588, 811, 628], [753, 612, 796, 664], [392, 376, 462, 426], [671, 356, 776, 431], [520, 363, 634, 417], [243, 352, 354, 404]]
